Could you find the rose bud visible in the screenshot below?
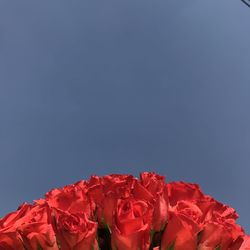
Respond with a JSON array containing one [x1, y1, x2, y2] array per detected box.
[[133, 172, 168, 231], [111, 198, 153, 250], [195, 196, 239, 224], [0, 203, 57, 250], [45, 180, 94, 218], [89, 174, 135, 228], [139, 172, 165, 195], [18, 222, 58, 250], [0, 230, 24, 250], [87, 175, 104, 207], [54, 209, 98, 250], [167, 182, 204, 207], [173, 200, 203, 231], [161, 210, 200, 250], [197, 220, 244, 250], [0, 202, 52, 231]]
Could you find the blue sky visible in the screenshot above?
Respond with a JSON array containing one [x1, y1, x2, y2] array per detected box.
[[0, 0, 250, 232]]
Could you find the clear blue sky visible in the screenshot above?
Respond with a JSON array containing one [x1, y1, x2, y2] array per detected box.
[[0, 0, 250, 232]]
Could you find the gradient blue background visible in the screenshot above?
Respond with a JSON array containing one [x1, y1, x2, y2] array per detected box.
[[0, 0, 250, 233]]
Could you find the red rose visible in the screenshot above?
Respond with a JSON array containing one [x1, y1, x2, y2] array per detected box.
[[0, 203, 51, 231], [87, 175, 104, 206], [111, 198, 153, 250], [88, 174, 135, 227], [151, 191, 168, 231], [18, 222, 58, 250], [195, 196, 238, 223], [194, 195, 244, 250], [45, 180, 94, 217], [54, 209, 98, 250], [0, 203, 30, 230], [198, 219, 244, 250], [0, 230, 23, 250], [140, 172, 165, 195], [0, 203, 57, 250], [133, 181, 154, 203], [173, 200, 203, 231], [133, 172, 168, 231], [102, 174, 135, 227], [161, 209, 200, 250], [167, 182, 204, 207], [102, 174, 135, 196]]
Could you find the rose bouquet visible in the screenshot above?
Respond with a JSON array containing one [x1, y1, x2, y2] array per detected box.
[[0, 172, 249, 250]]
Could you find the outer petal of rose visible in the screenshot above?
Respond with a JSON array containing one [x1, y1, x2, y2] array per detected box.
[[45, 185, 92, 216], [139, 172, 165, 195], [112, 223, 150, 250], [198, 223, 227, 250], [167, 182, 204, 206], [55, 211, 98, 250], [0, 203, 31, 229], [87, 175, 104, 206], [58, 225, 98, 250], [198, 222, 244, 250], [161, 212, 197, 250], [0, 231, 24, 250], [152, 193, 168, 231], [0, 203, 52, 233], [239, 236, 250, 250], [102, 194, 117, 227], [19, 222, 58, 250], [74, 237, 99, 250]]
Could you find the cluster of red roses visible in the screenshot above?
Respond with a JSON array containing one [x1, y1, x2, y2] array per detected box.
[[0, 172, 249, 250]]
